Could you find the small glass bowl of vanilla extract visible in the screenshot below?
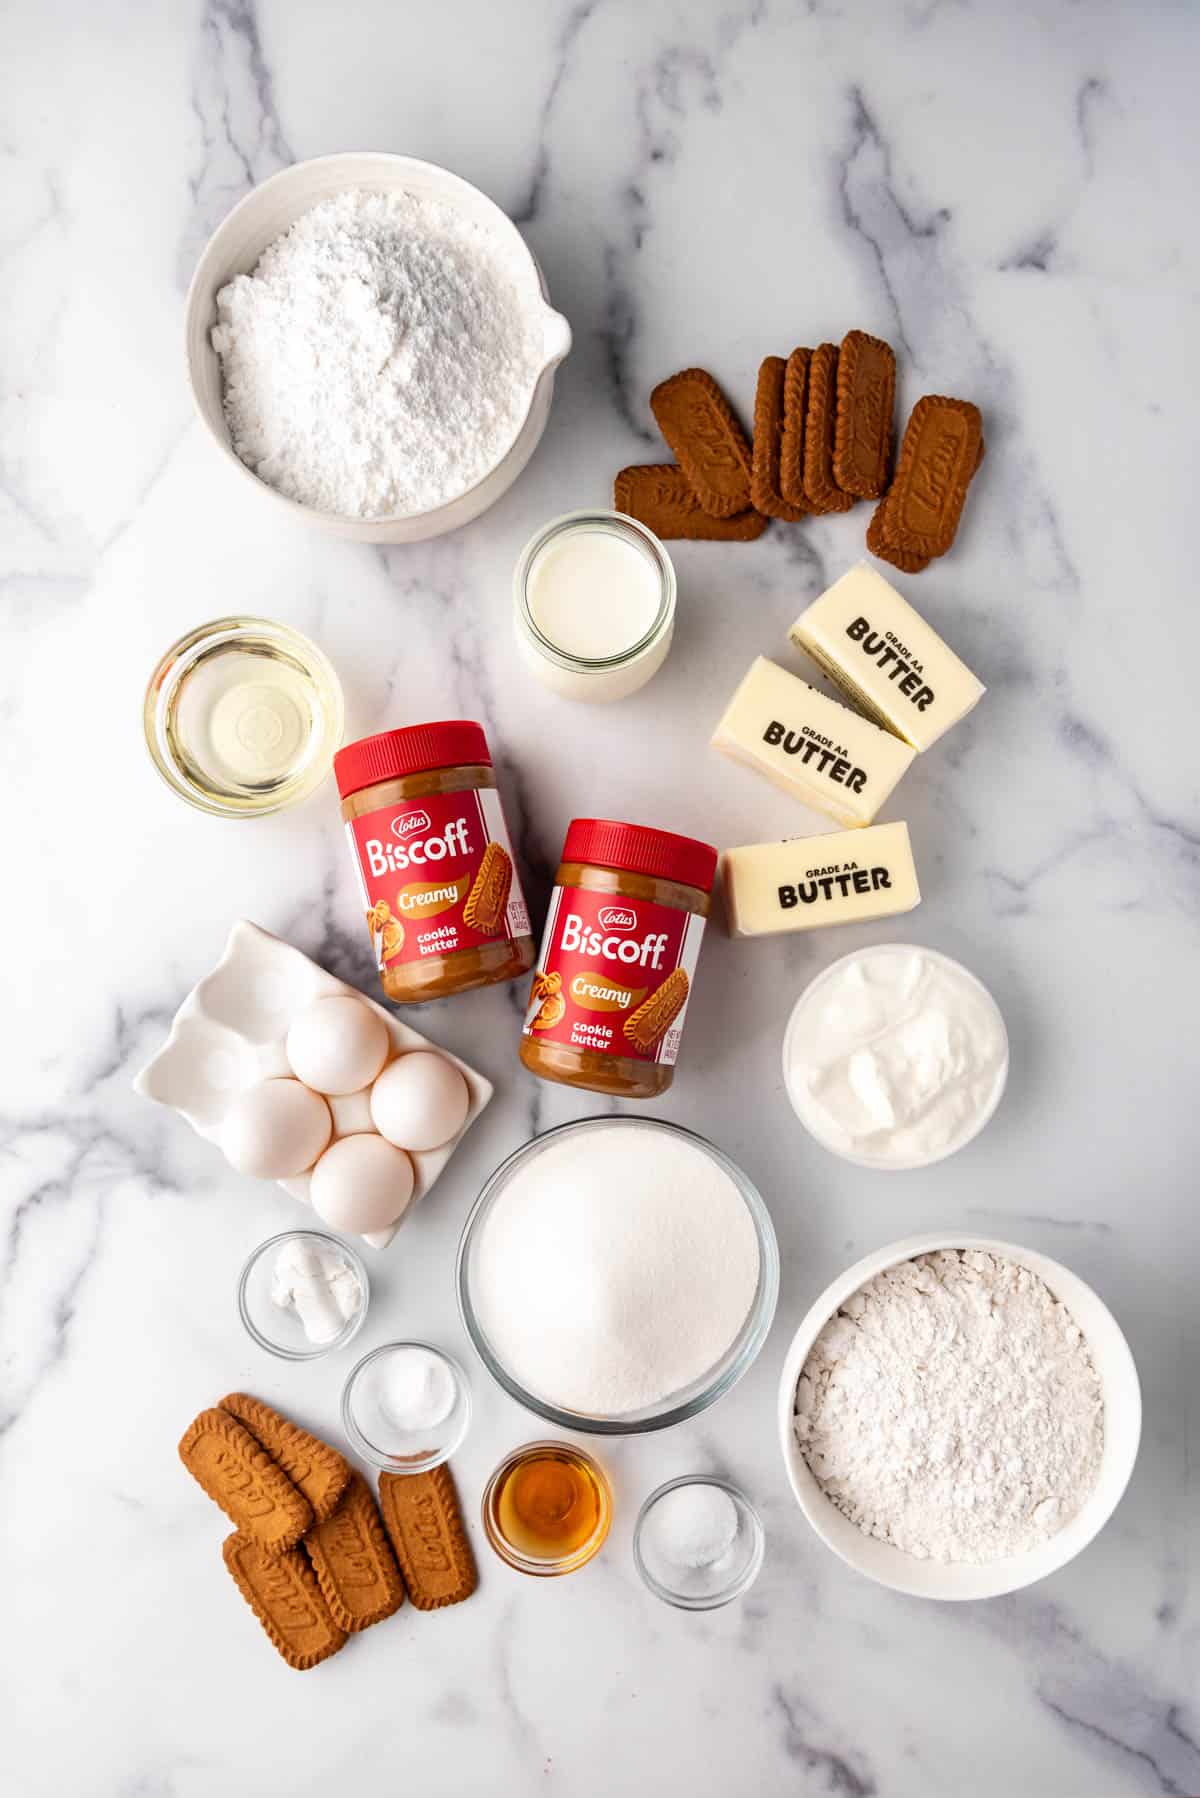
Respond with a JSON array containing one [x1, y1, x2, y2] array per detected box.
[[482, 1441, 612, 1577]]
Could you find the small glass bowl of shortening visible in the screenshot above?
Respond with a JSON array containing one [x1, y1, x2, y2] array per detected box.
[[634, 1476, 765, 1609], [238, 1229, 369, 1360]]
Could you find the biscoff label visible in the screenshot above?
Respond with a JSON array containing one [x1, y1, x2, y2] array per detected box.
[[346, 788, 529, 969], [523, 886, 706, 1065]]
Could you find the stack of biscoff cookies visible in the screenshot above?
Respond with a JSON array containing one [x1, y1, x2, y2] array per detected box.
[[615, 332, 983, 571], [179, 1395, 476, 1670]]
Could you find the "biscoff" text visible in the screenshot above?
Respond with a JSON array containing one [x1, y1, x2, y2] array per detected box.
[[365, 816, 471, 875], [560, 913, 670, 968]]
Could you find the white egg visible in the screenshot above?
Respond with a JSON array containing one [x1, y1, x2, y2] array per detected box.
[[222, 1079, 332, 1179], [309, 1134, 415, 1234], [369, 1052, 470, 1151], [285, 995, 389, 1096]]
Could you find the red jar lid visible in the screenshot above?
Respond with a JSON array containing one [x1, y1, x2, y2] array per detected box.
[[561, 818, 718, 894], [334, 722, 491, 798]]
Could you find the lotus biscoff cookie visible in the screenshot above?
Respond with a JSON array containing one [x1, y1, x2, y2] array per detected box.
[[778, 347, 811, 509], [614, 465, 767, 540], [222, 1532, 347, 1670], [462, 840, 513, 936], [751, 356, 808, 522], [650, 368, 754, 517], [378, 1464, 479, 1611], [866, 505, 930, 573], [179, 1407, 313, 1554], [304, 1472, 407, 1632], [219, 1392, 351, 1524], [802, 344, 855, 514], [833, 329, 896, 499], [869, 433, 985, 570], [869, 395, 983, 561], [624, 967, 690, 1053]]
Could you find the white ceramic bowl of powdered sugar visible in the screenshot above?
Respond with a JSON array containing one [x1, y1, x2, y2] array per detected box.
[[185, 153, 571, 541], [777, 1234, 1141, 1600]]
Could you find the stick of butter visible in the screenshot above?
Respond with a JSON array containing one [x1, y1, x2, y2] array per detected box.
[[711, 656, 915, 828], [720, 822, 920, 938], [788, 563, 985, 752]]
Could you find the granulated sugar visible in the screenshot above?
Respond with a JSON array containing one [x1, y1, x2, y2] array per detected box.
[[473, 1123, 761, 1417], [211, 190, 544, 518], [794, 1249, 1104, 1563]]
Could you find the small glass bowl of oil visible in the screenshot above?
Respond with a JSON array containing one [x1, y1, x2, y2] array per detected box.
[[144, 616, 344, 817], [482, 1441, 612, 1577]]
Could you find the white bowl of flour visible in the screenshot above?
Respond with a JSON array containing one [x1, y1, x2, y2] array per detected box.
[[186, 153, 571, 541], [777, 1234, 1141, 1599]]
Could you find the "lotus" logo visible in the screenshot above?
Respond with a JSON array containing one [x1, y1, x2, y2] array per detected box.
[[391, 810, 431, 840], [597, 906, 637, 931]]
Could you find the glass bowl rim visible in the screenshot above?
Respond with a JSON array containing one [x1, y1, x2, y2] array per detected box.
[[455, 1116, 779, 1435], [633, 1474, 765, 1610], [340, 1339, 473, 1472], [237, 1227, 369, 1361]]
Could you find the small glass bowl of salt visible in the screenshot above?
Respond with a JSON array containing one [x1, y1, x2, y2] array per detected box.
[[341, 1341, 472, 1473], [634, 1476, 764, 1610]]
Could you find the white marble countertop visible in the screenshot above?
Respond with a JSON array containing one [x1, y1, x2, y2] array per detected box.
[[4, 3, 1198, 1794]]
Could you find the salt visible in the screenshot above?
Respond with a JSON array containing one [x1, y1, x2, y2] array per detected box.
[[648, 1485, 739, 1570], [378, 1346, 457, 1434], [211, 190, 544, 519]]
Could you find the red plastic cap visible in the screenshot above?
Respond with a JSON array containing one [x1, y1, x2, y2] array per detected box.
[[562, 818, 718, 894], [334, 722, 491, 798]]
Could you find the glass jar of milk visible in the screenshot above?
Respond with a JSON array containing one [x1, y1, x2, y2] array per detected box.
[[514, 511, 676, 702]]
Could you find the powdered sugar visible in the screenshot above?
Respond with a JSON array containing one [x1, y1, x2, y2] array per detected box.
[[794, 1249, 1104, 1563], [211, 190, 545, 518]]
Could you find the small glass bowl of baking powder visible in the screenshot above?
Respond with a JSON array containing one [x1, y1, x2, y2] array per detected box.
[[238, 1229, 369, 1361], [634, 1476, 765, 1609], [341, 1341, 472, 1473]]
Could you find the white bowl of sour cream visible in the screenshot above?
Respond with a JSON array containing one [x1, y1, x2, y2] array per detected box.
[[782, 942, 1009, 1170]]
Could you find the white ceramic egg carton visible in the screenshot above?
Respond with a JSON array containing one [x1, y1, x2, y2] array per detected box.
[[133, 919, 493, 1249]]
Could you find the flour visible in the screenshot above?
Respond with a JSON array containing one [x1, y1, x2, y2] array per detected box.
[[473, 1122, 761, 1417], [794, 1249, 1104, 1562], [211, 190, 544, 518]]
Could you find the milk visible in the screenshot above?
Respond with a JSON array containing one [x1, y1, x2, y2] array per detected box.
[[515, 512, 675, 703]]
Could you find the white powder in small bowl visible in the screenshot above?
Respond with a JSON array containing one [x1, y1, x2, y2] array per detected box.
[[646, 1484, 740, 1569], [471, 1122, 762, 1419], [211, 190, 545, 519]]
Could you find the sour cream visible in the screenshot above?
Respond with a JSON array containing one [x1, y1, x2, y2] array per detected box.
[[783, 944, 1008, 1169]]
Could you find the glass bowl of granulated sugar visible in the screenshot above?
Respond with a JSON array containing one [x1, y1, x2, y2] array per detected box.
[[185, 153, 572, 543], [457, 1118, 779, 1434], [777, 1233, 1142, 1600]]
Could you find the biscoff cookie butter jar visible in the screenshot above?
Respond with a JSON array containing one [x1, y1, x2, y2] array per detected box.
[[520, 818, 717, 1099], [335, 722, 534, 1003]]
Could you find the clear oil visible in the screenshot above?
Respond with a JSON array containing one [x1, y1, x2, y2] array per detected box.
[[153, 624, 342, 815]]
